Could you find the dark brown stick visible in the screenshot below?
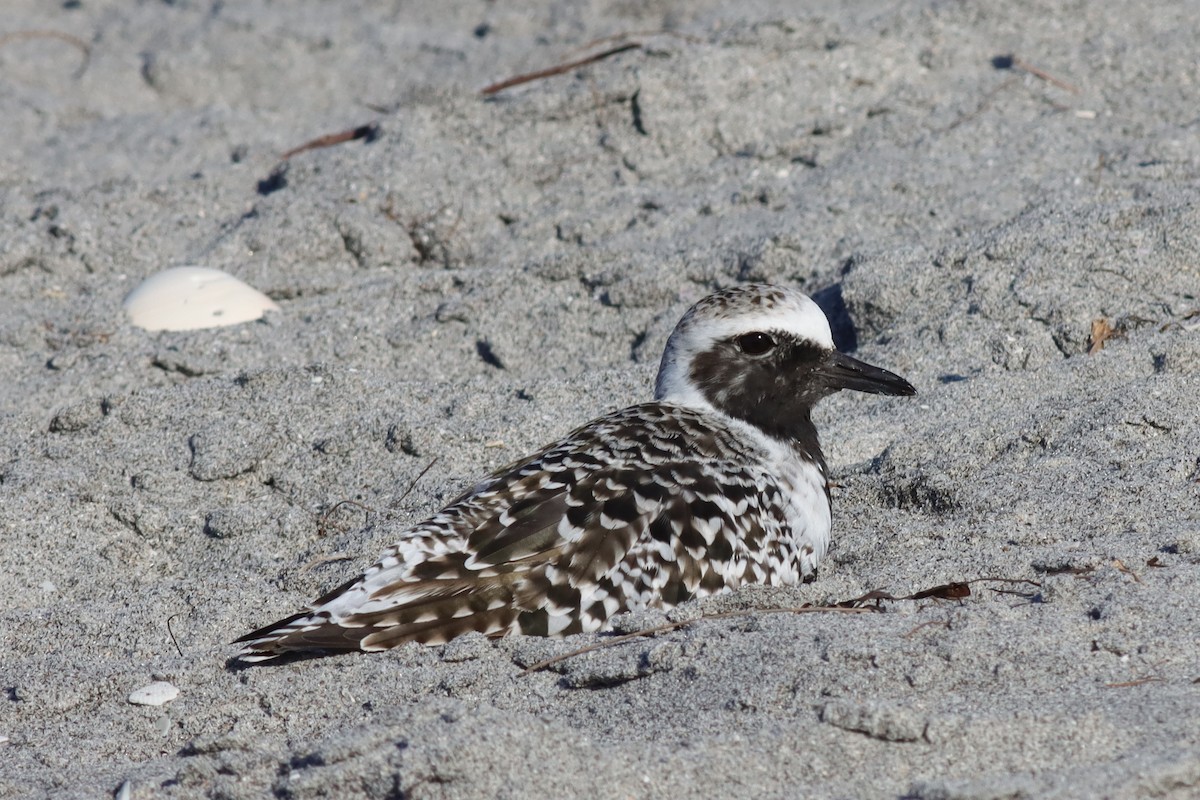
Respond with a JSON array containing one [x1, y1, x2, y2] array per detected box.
[[166, 613, 185, 658], [481, 43, 642, 96], [281, 123, 380, 160], [575, 30, 702, 52]]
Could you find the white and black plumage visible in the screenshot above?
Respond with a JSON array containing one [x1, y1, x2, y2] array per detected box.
[[235, 284, 915, 662]]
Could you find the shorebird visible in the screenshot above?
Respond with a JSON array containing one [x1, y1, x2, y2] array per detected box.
[[235, 284, 915, 662]]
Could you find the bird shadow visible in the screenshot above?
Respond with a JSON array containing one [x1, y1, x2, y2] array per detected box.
[[811, 283, 859, 353]]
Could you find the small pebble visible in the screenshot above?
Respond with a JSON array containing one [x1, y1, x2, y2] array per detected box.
[[127, 681, 179, 706]]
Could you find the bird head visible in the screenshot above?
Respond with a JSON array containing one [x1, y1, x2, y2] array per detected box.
[[655, 284, 915, 441]]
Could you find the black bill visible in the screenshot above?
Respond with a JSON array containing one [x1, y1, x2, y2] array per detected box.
[[814, 351, 916, 396]]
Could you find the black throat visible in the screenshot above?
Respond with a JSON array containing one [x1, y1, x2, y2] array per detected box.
[[687, 339, 831, 481]]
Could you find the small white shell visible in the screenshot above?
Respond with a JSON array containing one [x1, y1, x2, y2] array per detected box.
[[123, 266, 279, 331], [127, 681, 179, 706]]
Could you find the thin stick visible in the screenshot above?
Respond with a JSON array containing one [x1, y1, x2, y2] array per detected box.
[[166, 613, 185, 658], [299, 553, 355, 574], [481, 43, 641, 96], [316, 499, 376, 538], [519, 577, 1041, 674], [281, 123, 380, 160], [397, 458, 438, 505], [1104, 676, 1163, 689], [520, 605, 873, 675], [574, 30, 702, 53], [1011, 55, 1081, 94], [987, 586, 1039, 597]]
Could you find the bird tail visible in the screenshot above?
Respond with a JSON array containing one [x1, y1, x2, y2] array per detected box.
[[232, 610, 370, 663], [231, 577, 524, 664]]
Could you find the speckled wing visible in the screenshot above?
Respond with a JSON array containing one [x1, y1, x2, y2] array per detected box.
[[234, 403, 787, 662]]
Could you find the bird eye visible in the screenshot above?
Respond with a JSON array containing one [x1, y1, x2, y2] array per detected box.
[[735, 332, 775, 356]]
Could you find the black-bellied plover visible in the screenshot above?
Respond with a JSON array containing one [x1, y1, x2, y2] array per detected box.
[[235, 284, 915, 662]]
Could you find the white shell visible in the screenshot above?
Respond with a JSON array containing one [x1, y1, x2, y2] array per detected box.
[[123, 267, 279, 331], [127, 681, 179, 706]]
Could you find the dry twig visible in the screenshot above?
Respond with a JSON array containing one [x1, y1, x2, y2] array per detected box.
[[481, 43, 642, 96], [281, 123, 380, 160], [166, 613, 185, 658], [1104, 676, 1163, 689], [316, 499, 376, 538], [523, 575, 1041, 671], [397, 458, 439, 505], [993, 54, 1081, 94], [313, 459, 438, 541]]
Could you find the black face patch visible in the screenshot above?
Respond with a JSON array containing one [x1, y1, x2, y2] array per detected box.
[[688, 332, 832, 465]]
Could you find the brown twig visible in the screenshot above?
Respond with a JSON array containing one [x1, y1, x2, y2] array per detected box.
[[397, 458, 438, 506], [988, 586, 1038, 598], [316, 499, 376, 537], [314, 458, 437, 537], [0, 30, 91, 78], [281, 123, 381, 160], [574, 30, 702, 53], [840, 577, 1041, 607], [520, 606, 873, 675], [977, 577, 1043, 600], [481, 43, 642, 96], [166, 613, 185, 658], [994, 54, 1080, 94], [1104, 676, 1163, 689], [1012, 56, 1081, 94]]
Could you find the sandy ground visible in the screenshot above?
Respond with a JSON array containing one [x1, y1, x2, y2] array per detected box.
[[2, 1, 1199, 798]]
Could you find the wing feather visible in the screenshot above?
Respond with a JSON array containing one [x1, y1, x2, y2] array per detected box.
[[233, 403, 786, 663]]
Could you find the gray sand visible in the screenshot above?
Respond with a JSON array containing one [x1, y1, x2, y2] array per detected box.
[[3, 1, 1198, 798]]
